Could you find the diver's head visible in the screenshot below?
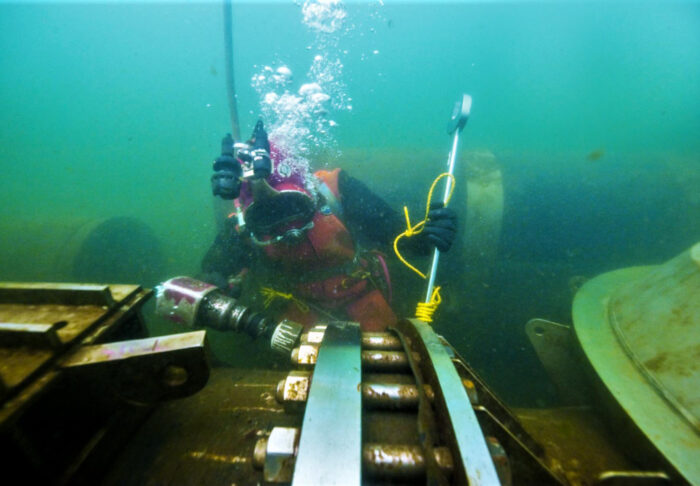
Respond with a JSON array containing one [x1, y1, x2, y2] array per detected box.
[[212, 119, 316, 246]]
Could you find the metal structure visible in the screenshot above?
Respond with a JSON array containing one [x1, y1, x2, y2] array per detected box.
[[2, 256, 696, 485], [254, 319, 564, 485], [0, 282, 210, 485]]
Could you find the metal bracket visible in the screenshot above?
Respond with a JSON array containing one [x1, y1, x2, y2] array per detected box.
[[61, 331, 210, 404], [525, 318, 592, 405]]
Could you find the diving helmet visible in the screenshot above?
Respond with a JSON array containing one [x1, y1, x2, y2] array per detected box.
[[212, 120, 316, 245]]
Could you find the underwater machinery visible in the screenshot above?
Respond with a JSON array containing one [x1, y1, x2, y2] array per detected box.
[[1, 240, 698, 485]]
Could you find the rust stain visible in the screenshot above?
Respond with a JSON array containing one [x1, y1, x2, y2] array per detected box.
[[187, 450, 249, 464]]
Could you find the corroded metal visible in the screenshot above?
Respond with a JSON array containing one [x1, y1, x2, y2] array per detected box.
[[291, 346, 412, 370], [0, 282, 117, 306], [276, 371, 311, 404], [461, 377, 479, 405], [361, 350, 410, 371], [0, 321, 64, 348], [0, 281, 164, 486], [363, 444, 454, 479], [362, 382, 420, 410], [574, 242, 700, 484], [290, 343, 318, 366], [0, 283, 149, 409], [361, 332, 402, 350], [303, 325, 327, 345], [61, 330, 210, 404], [363, 444, 425, 479]]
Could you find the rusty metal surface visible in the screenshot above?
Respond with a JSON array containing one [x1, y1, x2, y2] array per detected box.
[[0, 281, 158, 486], [361, 350, 410, 371], [60, 331, 210, 404], [361, 332, 402, 350], [0, 321, 64, 348], [276, 370, 311, 404], [0, 283, 148, 410], [291, 343, 318, 366], [607, 245, 700, 431], [99, 367, 292, 486], [362, 382, 420, 410], [515, 407, 644, 486], [363, 443, 426, 479], [574, 246, 700, 484], [0, 282, 117, 306]]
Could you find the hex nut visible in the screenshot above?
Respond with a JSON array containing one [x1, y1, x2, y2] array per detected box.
[[263, 427, 300, 483], [276, 371, 311, 403]]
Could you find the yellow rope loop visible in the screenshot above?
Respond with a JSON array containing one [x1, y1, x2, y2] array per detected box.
[[393, 172, 456, 280], [260, 287, 309, 313], [415, 286, 442, 324]]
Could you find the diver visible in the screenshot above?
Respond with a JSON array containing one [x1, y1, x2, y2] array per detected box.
[[201, 120, 457, 331]]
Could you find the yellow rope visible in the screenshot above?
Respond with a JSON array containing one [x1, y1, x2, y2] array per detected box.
[[415, 286, 442, 323], [393, 172, 455, 279], [392, 172, 455, 325], [260, 287, 310, 313]]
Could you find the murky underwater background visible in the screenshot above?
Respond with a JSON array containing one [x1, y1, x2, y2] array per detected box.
[[1, 0, 699, 406]]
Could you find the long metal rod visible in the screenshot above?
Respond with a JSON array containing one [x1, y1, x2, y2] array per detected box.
[[424, 129, 461, 303], [223, 0, 241, 140], [292, 325, 362, 486]]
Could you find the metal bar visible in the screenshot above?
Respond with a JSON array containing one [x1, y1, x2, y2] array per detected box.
[[409, 318, 501, 485], [363, 444, 454, 480], [361, 350, 410, 371], [361, 332, 402, 350], [0, 283, 115, 306], [425, 130, 460, 303], [292, 324, 362, 486], [362, 382, 419, 410], [0, 322, 64, 348]]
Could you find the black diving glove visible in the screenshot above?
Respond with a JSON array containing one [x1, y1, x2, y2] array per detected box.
[[422, 202, 457, 252]]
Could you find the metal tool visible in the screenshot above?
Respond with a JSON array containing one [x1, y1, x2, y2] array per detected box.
[[424, 93, 472, 303]]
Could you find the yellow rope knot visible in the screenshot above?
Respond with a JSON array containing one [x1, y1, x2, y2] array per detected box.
[[260, 287, 309, 313], [415, 286, 442, 324], [393, 172, 455, 279]]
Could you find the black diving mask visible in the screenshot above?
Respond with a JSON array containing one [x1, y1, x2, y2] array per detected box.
[[244, 189, 316, 246]]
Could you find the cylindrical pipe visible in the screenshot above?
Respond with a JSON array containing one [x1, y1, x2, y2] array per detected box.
[[362, 383, 419, 410], [363, 444, 454, 480], [0, 217, 164, 286], [361, 332, 402, 350], [363, 444, 425, 479], [361, 350, 410, 371]]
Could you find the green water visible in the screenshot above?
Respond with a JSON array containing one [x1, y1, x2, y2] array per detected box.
[[1, 0, 699, 405]]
